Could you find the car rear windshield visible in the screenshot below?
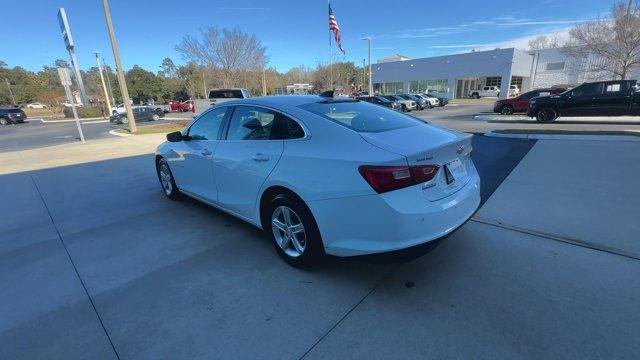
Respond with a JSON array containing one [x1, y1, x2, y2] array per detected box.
[[299, 101, 423, 133], [209, 90, 244, 99], [0, 107, 22, 113]]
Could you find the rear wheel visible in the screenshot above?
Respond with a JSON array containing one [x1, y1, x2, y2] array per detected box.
[[536, 108, 558, 123], [501, 105, 514, 115], [471, 92, 480, 99], [152, 114, 160, 121], [265, 193, 324, 267]]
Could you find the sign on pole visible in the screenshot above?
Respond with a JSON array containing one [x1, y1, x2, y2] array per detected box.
[[58, 67, 86, 143], [57, 8, 90, 107]]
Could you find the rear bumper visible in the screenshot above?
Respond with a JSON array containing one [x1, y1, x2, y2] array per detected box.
[[308, 167, 481, 257]]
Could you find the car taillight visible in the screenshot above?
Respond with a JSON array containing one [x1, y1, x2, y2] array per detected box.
[[358, 165, 440, 194]]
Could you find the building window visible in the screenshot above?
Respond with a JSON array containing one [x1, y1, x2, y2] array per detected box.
[[485, 77, 501, 87], [374, 82, 404, 94], [408, 79, 449, 94], [546, 62, 566, 71], [510, 76, 523, 88]]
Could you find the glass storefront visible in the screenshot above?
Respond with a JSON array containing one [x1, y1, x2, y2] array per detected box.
[[408, 79, 449, 94], [373, 82, 404, 94]]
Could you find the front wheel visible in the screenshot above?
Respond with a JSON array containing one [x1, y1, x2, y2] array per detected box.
[[156, 158, 180, 199], [265, 193, 324, 267], [536, 108, 558, 123], [0, 118, 8, 125], [501, 105, 514, 115]]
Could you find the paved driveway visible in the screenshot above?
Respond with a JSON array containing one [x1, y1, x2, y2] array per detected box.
[[1, 135, 638, 359]]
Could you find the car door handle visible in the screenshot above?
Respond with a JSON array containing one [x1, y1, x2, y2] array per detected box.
[[252, 153, 269, 162], [201, 149, 212, 156]]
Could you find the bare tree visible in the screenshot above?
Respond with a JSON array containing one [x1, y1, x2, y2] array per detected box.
[[176, 27, 267, 87], [564, 1, 640, 79], [528, 34, 563, 50]]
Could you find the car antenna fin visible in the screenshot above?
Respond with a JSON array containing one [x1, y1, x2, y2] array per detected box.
[[319, 90, 335, 98]]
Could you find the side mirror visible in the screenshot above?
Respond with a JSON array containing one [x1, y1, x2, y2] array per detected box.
[[166, 131, 184, 142]]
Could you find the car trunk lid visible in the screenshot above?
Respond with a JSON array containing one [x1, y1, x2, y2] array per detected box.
[[359, 124, 473, 201]]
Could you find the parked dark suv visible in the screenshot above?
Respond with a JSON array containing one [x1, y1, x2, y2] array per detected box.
[[0, 106, 27, 125], [527, 80, 640, 122]]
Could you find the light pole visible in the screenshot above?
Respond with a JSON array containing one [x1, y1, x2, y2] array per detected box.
[[361, 37, 372, 94], [4, 78, 15, 105], [102, 57, 115, 105], [95, 52, 112, 117], [362, 58, 366, 92], [102, 0, 136, 132]]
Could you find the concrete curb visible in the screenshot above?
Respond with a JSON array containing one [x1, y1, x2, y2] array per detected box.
[[109, 129, 133, 137], [29, 117, 108, 123], [484, 131, 640, 142]]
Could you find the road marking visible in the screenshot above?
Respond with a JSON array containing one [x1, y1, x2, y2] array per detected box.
[[471, 216, 640, 261]]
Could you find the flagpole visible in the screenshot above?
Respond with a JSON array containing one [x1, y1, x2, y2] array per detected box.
[[328, 0, 333, 90]]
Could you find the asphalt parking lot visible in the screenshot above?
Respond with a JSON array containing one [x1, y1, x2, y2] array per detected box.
[[1, 105, 640, 359]]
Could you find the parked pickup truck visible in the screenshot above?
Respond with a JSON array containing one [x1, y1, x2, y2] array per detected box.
[[469, 86, 500, 98], [527, 80, 640, 122]]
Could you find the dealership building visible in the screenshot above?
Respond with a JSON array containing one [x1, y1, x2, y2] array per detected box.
[[371, 47, 628, 100]]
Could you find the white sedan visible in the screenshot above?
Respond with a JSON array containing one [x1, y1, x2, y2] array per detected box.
[[155, 94, 480, 267], [27, 102, 47, 109]]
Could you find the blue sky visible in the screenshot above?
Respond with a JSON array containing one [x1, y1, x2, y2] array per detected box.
[[2, 0, 613, 73]]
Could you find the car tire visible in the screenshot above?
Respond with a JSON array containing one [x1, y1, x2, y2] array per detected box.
[[152, 114, 160, 121], [501, 105, 514, 115], [265, 193, 325, 268], [536, 108, 558, 123], [0, 118, 8, 125], [112, 110, 118, 115], [401, 104, 407, 112], [472, 93, 480, 99], [156, 158, 180, 200]]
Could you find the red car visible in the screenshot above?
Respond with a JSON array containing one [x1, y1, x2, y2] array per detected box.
[[493, 88, 567, 115], [169, 100, 195, 112]]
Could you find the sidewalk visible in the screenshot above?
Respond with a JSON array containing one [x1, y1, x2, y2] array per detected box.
[[1, 136, 639, 359], [0, 134, 165, 175], [476, 139, 640, 258]]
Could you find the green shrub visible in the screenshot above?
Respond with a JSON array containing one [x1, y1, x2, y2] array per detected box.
[[63, 106, 104, 118]]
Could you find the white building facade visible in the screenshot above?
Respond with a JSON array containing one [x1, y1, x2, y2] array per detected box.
[[372, 47, 639, 100]]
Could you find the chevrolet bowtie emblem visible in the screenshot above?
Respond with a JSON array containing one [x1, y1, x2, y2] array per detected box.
[[456, 145, 464, 154]]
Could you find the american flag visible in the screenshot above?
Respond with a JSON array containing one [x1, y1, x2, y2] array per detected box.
[[329, 3, 345, 54]]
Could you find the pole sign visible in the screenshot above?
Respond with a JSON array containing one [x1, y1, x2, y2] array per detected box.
[[57, 8, 74, 50], [57, 67, 72, 86]]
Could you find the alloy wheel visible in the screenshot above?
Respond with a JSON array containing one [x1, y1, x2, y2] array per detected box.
[[271, 206, 307, 257], [159, 162, 173, 195]]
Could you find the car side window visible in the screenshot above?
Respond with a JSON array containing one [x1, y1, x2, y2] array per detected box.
[[572, 83, 602, 97], [188, 107, 228, 140], [272, 113, 305, 140], [520, 91, 537, 100], [226, 106, 277, 140]]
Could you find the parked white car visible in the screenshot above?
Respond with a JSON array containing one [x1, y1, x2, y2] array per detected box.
[[155, 95, 480, 267], [415, 94, 439, 107], [509, 85, 520, 97], [27, 102, 47, 109], [469, 86, 500, 98], [62, 101, 83, 107]]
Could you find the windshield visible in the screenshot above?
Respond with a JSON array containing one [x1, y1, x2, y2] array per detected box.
[[299, 101, 423, 133]]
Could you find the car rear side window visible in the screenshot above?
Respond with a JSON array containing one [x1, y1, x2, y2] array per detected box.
[[299, 101, 422, 133], [188, 107, 228, 140]]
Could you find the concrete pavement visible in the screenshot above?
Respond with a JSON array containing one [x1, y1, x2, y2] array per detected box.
[[1, 134, 638, 359]]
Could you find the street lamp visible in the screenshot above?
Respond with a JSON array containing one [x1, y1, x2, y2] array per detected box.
[[361, 37, 372, 94]]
